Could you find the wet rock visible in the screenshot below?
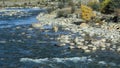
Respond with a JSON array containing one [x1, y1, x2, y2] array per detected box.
[[98, 61, 107, 65], [84, 49, 91, 53], [32, 23, 42, 28]]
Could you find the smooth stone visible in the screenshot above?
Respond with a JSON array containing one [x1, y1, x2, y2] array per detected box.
[[101, 48, 106, 50], [32, 23, 42, 28], [92, 47, 97, 51], [82, 46, 88, 50], [79, 38, 85, 42], [101, 38, 106, 42], [69, 43, 75, 46], [88, 44, 93, 47], [69, 46, 75, 49], [80, 23, 89, 28], [106, 43, 111, 47], [98, 61, 107, 65], [59, 43, 66, 46], [84, 49, 91, 53], [77, 46, 82, 49], [100, 43, 106, 48], [77, 42, 84, 45], [117, 48, 120, 52]]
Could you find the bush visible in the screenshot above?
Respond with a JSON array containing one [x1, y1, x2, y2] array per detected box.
[[56, 8, 71, 18], [56, 10, 68, 18], [100, 0, 114, 14], [58, 3, 64, 9], [46, 7, 55, 14], [99, 0, 120, 14], [81, 4, 96, 21], [88, 2, 100, 11]]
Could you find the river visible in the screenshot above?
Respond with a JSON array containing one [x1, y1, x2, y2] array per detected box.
[[0, 8, 119, 68]]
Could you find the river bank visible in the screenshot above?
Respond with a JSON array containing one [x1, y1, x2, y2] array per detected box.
[[30, 11, 120, 67]]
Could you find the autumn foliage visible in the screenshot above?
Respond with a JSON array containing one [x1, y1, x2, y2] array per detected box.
[[81, 4, 96, 21]]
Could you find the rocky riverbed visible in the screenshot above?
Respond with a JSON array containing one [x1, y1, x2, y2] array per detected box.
[[31, 12, 120, 67], [33, 13, 120, 52]]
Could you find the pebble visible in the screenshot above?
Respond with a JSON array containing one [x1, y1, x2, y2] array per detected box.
[[77, 46, 82, 49], [32, 23, 42, 28], [82, 46, 88, 50], [101, 48, 106, 50], [77, 42, 84, 45], [60, 43, 66, 46], [80, 23, 89, 28], [101, 38, 106, 42], [85, 49, 91, 53], [69, 46, 75, 49], [69, 43, 75, 46], [92, 47, 97, 51]]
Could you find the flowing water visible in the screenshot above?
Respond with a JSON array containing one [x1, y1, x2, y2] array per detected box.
[[0, 8, 120, 68]]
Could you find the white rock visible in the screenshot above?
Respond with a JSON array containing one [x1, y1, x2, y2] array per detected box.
[[85, 49, 91, 53], [88, 44, 93, 47], [98, 61, 106, 65], [117, 48, 120, 52], [101, 48, 106, 50], [101, 38, 106, 42], [92, 47, 97, 51], [69, 43, 75, 46], [69, 46, 75, 49], [82, 46, 88, 50], [32, 23, 42, 28]]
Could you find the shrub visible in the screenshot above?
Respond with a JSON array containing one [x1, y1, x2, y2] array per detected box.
[[81, 4, 96, 21], [100, 0, 112, 14], [56, 8, 71, 18], [46, 7, 55, 14], [58, 2, 64, 9], [88, 2, 100, 11], [56, 10, 68, 18], [99, 0, 120, 14]]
